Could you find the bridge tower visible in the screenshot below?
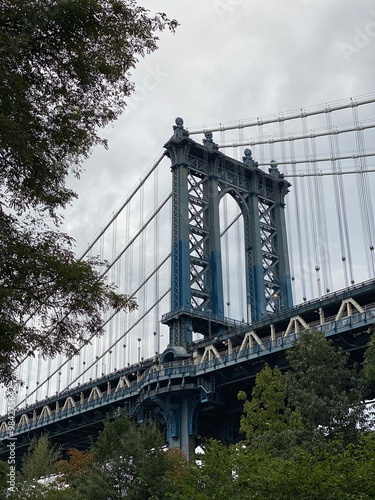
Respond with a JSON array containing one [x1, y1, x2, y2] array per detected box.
[[158, 118, 293, 457], [162, 118, 293, 357]]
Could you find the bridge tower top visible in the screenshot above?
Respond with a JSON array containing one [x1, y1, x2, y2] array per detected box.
[[161, 118, 293, 359]]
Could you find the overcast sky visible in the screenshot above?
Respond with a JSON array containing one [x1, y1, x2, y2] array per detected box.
[[63, 0, 375, 251]]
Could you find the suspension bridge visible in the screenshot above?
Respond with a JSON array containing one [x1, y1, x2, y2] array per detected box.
[[1, 93, 375, 460]]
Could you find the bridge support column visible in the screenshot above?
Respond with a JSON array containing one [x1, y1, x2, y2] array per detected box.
[[245, 189, 267, 320], [273, 175, 293, 309], [169, 396, 197, 458], [207, 172, 224, 317], [152, 394, 199, 459]]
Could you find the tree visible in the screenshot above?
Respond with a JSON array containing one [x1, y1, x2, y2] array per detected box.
[[360, 329, 375, 397], [56, 448, 93, 490], [0, 217, 138, 383], [285, 329, 366, 441], [163, 440, 240, 500], [233, 435, 375, 500], [238, 365, 299, 438], [3, 434, 62, 499], [0, 1, 178, 382], [21, 434, 61, 482], [0, 455, 9, 493], [168, 435, 375, 500], [163, 448, 192, 498], [238, 364, 303, 454], [77, 416, 169, 499]]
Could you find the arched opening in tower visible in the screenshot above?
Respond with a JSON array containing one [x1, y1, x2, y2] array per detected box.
[[219, 192, 247, 322]]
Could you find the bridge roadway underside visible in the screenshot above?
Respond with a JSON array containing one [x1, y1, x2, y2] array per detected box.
[[1, 280, 375, 464]]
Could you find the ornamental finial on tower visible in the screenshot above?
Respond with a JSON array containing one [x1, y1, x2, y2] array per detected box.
[[172, 117, 189, 140], [202, 131, 219, 151], [242, 148, 258, 168], [269, 159, 285, 178]]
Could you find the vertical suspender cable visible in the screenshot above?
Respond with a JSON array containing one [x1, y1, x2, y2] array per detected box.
[[235, 208, 245, 321], [299, 169, 314, 298], [326, 110, 349, 287], [109, 217, 117, 368], [258, 119, 264, 165], [46, 357, 51, 397], [36, 352, 41, 400], [124, 201, 131, 364], [26, 355, 32, 404], [220, 125, 225, 149], [310, 134, 333, 293], [139, 181, 145, 360], [127, 201, 133, 363], [279, 119, 295, 301], [154, 168, 160, 353], [223, 196, 231, 317], [238, 121, 244, 161], [333, 131, 355, 284], [352, 101, 375, 276], [115, 216, 122, 370], [289, 138, 307, 301], [301, 114, 319, 297]]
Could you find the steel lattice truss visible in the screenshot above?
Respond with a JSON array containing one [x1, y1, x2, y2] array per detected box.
[[188, 172, 210, 311], [258, 184, 281, 310]]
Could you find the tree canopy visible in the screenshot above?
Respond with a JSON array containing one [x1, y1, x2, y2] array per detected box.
[[285, 329, 366, 441], [1, 0, 177, 214], [361, 330, 375, 396], [76, 416, 170, 499], [0, 0, 178, 382]]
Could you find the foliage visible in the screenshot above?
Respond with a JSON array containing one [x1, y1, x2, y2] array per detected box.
[[164, 439, 239, 500], [165, 330, 375, 498], [0, 0, 178, 215], [285, 329, 366, 441], [0, 456, 9, 492], [0, 0, 178, 383], [163, 448, 192, 498], [166, 434, 375, 500], [361, 330, 375, 396], [76, 415, 169, 499], [56, 448, 93, 490], [21, 434, 61, 482], [234, 435, 375, 500], [4, 434, 62, 499], [238, 365, 285, 437], [3, 332, 375, 498], [192, 439, 236, 499], [238, 365, 312, 456], [0, 211, 138, 382]]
